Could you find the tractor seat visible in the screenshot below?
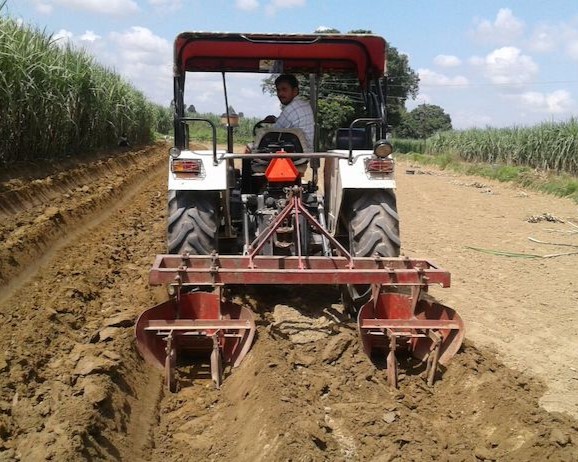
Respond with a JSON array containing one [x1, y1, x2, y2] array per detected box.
[[251, 128, 310, 174], [334, 128, 371, 150]]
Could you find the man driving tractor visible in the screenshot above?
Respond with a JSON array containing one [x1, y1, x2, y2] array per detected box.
[[264, 74, 314, 151], [246, 73, 314, 154]]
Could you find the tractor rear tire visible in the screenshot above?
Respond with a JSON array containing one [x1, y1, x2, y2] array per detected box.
[[167, 190, 219, 255], [343, 189, 400, 316]]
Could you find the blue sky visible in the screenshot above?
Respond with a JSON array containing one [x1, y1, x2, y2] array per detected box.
[[6, 0, 578, 129]]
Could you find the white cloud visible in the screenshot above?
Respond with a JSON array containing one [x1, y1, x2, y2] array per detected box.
[[315, 26, 336, 33], [107, 27, 173, 104], [236, 0, 259, 11], [52, 28, 74, 46], [35, 2, 54, 14], [52, 0, 139, 16], [265, 0, 306, 15], [240, 87, 260, 98], [110, 26, 171, 66], [80, 30, 101, 42], [433, 54, 461, 68], [528, 25, 558, 53], [471, 47, 538, 85], [517, 90, 574, 114], [407, 93, 431, 107], [193, 86, 222, 104], [417, 69, 468, 87], [471, 8, 525, 44], [527, 21, 578, 61]]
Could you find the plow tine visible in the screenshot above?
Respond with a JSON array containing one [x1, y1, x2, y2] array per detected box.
[[386, 334, 398, 388], [358, 291, 465, 387], [426, 331, 442, 387], [135, 292, 255, 392], [164, 333, 177, 393], [211, 336, 223, 389]]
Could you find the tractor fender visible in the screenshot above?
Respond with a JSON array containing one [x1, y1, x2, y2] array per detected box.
[[324, 150, 396, 233], [335, 150, 396, 189], [167, 149, 228, 191]]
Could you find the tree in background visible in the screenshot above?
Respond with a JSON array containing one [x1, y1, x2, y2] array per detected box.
[[317, 95, 356, 147], [396, 104, 452, 139], [261, 28, 420, 147], [386, 47, 419, 130]]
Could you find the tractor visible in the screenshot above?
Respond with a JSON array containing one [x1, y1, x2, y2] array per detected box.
[[135, 32, 464, 391]]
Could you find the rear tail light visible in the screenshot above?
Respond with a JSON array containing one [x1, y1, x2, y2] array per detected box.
[[171, 159, 203, 175], [365, 158, 394, 174]]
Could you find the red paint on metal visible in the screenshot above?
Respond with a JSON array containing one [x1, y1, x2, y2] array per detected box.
[[174, 33, 387, 88], [357, 292, 465, 370], [148, 255, 451, 287], [135, 292, 256, 374]]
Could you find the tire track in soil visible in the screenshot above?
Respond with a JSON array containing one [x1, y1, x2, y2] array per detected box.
[[0, 148, 577, 461]]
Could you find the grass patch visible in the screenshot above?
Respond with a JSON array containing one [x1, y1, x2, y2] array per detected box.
[[399, 152, 578, 204], [540, 177, 578, 201], [404, 152, 459, 170]]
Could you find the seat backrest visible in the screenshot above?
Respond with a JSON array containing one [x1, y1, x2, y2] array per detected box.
[[334, 128, 371, 150], [254, 128, 310, 153]]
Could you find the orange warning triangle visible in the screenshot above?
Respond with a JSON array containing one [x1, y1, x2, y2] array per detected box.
[[265, 157, 299, 182]]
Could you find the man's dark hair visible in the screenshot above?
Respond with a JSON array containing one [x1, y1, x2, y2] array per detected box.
[[275, 74, 299, 89]]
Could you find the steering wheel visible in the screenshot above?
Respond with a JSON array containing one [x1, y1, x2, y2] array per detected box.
[[252, 117, 276, 136]]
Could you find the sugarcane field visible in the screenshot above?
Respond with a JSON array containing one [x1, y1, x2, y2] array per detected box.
[[1, 4, 578, 462]]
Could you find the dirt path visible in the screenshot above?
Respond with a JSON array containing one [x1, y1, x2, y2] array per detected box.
[[396, 162, 578, 418], [0, 148, 576, 461]]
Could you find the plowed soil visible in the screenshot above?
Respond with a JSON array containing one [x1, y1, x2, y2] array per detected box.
[[0, 145, 577, 462]]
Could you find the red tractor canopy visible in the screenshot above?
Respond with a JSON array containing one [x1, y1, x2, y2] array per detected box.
[[174, 32, 387, 88]]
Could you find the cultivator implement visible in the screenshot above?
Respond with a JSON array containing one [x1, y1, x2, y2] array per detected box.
[[136, 186, 464, 391], [135, 290, 255, 391], [358, 288, 464, 388], [137, 241, 464, 391]]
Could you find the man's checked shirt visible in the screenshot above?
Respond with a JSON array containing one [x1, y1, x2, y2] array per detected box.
[[274, 97, 314, 151]]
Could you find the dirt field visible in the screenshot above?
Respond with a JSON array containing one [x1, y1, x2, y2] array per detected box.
[[0, 144, 577, 461]]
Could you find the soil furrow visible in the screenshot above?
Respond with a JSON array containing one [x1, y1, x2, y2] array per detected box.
[[0, 147, 169, 460], [0, 149, 576, 461]]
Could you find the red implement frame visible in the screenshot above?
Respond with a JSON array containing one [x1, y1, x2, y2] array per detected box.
[[137, 187, 464, 391], [149, 254, 450, 287]]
